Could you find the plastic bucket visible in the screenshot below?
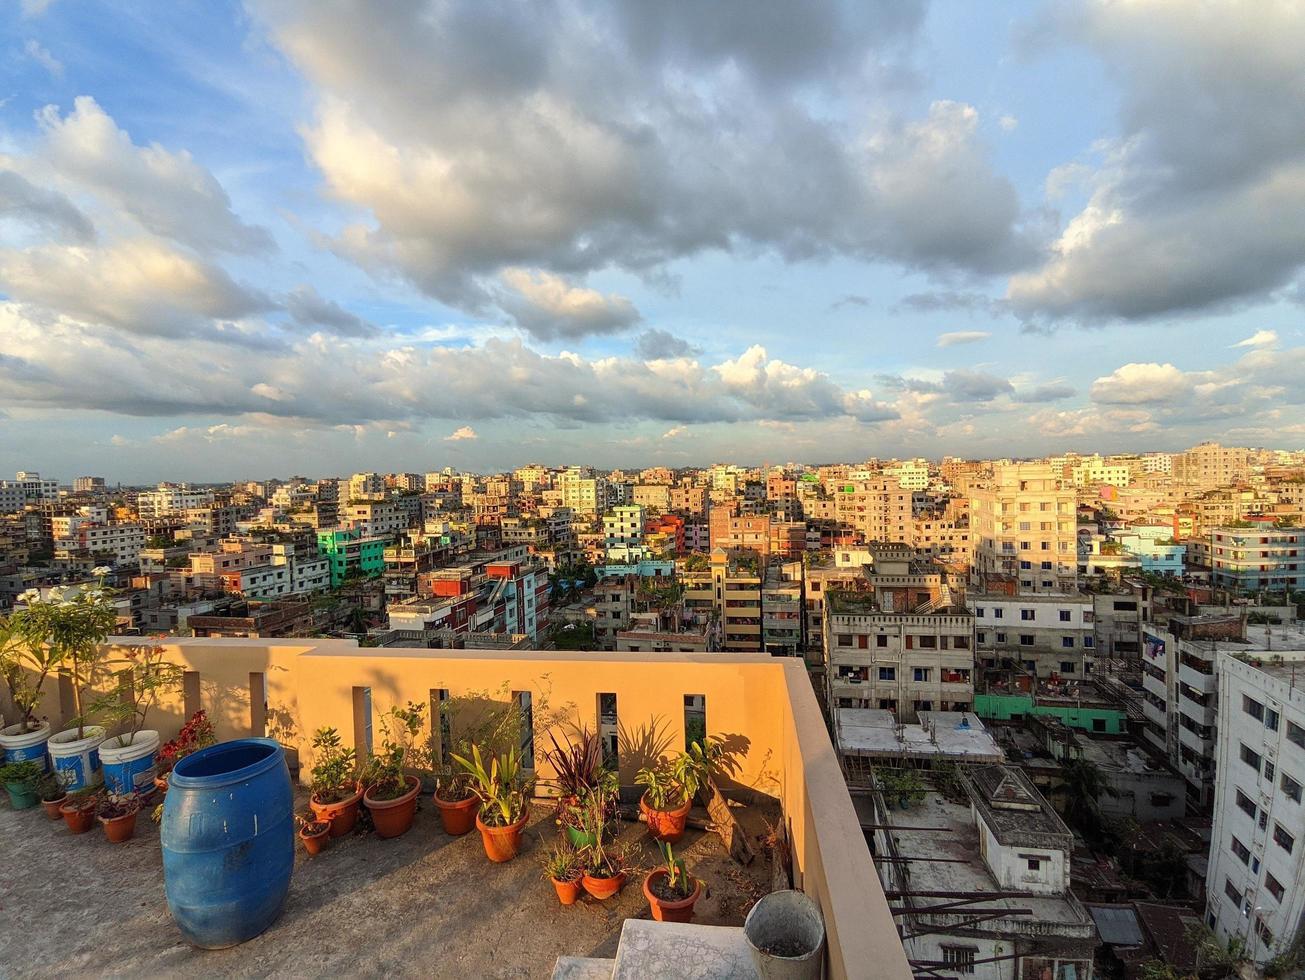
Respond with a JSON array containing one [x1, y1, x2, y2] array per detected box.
[[0, 721, 52, 771], [743, 889, 825, 980], [162, 739, 294, 948], [48, 726, 106, 792], [101, 730, 161, 794]]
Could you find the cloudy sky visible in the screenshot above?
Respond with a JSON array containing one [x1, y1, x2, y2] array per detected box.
[[1, 0, 1304, 483]]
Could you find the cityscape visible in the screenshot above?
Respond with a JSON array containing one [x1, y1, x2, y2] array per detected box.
[[3, 2, 1305, 980]]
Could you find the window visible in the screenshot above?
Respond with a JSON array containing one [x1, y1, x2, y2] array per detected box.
[[940, 947, 977, 974], [878, 667, 896, 681], [974, 607, 984, 618], [1236, 789, 1257, 819], [1242, 744, 1263, 773], [1025, 856, 1041, 871], [1261, 811, 1269, 831], [1273, 823, 1295, 854], [1288, 721, 1305, 749], [1021, 608, 1035, 621], [1041, 561, 1053, 570], [1282, 772, 1302, 803], [836, 634, 852, 647], [1062, 636, 1075, 648], [1266, 708, 1280, 732], [1059, 610, 1071, 622], [1266, 872, 1285, 902], [1020, 560, 1032, 570], [1265, 761, 1276, 782], [1244, 696, 1265, 721], [976, 632, 986, 644], [1019, 634, 1035, 646], [993, 608, 1004, 619], [876, 634, 888, 648], [913, 668, 932, 682], [996, 633, 1007, 644], [1060, 662, 1075, 674], [1084, 636, 1095, 648], [1231, 837, 1251, 864], [1225, 878, 1242, 906]]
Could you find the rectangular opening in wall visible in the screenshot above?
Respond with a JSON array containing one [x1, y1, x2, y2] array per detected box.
[[685, 694, 706, 750], [431, 688, 449, 772], [513, 690, 535, 769], [352, 686, 373, 757], [182, 671, 201, 718], [598, 692, 618, 769], [249, 672, 267, 737]]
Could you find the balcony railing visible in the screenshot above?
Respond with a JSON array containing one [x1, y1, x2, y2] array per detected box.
[[15, 638, 909, 980]]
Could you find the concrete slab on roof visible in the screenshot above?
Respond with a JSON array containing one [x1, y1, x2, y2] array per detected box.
[[837, 709, 1004, 762]]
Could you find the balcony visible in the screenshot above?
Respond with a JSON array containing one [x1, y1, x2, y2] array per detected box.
[[7, 639, 907, 979]]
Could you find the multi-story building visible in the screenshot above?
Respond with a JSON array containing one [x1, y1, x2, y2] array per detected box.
[[1172, 442, 1252, 489], [52, 514, 145, 564], [762, 559, 803, 656], [602, 504, 645, 555], [12, 471, 60, 500], [340, 499, 412, 540], [1207, 636, 1305, 964], [972, 593, 1094, 681], [882, 459, 930, 492], [317, 528, 387, 586], [1210, 526, 1305, 593], [970, 462, 1077, 594], [347, 471, 387, 501], [73, 476, 107, 493], [558, 466, 606, 516], [681, 549, 763, 653], [708, 509, 771, 557], [136, 484, 215, 518], [830, 477, 913, 545]]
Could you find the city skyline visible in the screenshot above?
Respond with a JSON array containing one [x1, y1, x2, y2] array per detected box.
[[2, 1, 1304, 480]]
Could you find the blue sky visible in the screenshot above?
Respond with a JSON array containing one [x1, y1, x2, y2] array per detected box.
[[1, 0, 1303, 483]]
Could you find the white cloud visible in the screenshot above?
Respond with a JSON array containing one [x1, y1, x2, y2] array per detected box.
[[662, 425, 687, 439], [936, 330, 991, 348], [24, 39, 62, 77], [496, 268, 640, 340], [998, 114, 1018, 132], [444, 426, 478, 441], [1090, 363, 1192, 405], [1231, 329, 1278, 349]]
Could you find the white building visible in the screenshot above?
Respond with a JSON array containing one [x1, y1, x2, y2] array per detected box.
[[12, 471, 59, 500], [970, 462, 1078, 594], [971, 593, 1095, 680], [136, 485, 215, 518], [1208, 634, 1305, 964], [347, 471, 387, 501]]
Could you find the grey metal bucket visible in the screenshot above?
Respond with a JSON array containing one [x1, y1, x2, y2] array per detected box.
[[743, 889, 825, 980]]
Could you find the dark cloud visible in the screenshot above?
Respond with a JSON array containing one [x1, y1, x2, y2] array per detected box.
[[0, 169, 95, 242], [1014, 381, 1075, 403], [634, 329, 701, 359], [827, 294, 871, 312], [892, 290, 1004, 316], [285, 285, 379, 338], [942, 369, 1014, 402]]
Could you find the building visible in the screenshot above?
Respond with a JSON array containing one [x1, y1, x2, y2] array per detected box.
[[1207, 639, 1305, 964], [558, 466, 606, 516], [681, 549, 763, 653], [136, 485, 215, 518], [347, 471, 387, 501], [972, 592, 1095, 681], [971, 462, 1077, 594], [317, 528, 387, 586], [73, 476, 107, 493], [1172, 442, 1252, 489], [11, 471, 60, 500], [762, 559, 803, 656], [1210, 526, 1305, 593], [602, 504, 645, 555]]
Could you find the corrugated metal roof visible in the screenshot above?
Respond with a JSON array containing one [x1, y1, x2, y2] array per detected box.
[[1089, 905, 1145, 946]]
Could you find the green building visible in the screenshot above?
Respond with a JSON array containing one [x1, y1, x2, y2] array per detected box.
[[973, 693, 1127, 735], [316, 528, 387, 587]]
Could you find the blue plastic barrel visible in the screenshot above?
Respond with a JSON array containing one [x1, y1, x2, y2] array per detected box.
[[161, 738, 294, 948]]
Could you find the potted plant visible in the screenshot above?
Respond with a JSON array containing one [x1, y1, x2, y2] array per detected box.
[[545, 729, 619, 848], [452, 743, 532, 862], [0, 759, 44, 810], [38, 772, 67, 819], [307, 726, 361, 837], [432, 769, 479, 836], [543, 842, 583, 906], [59, 788, 99, 834], [0, 615, 55, 766], [635, 737, 720, 843], [580, 838, 631, 900], [89, 640, 182, 795], [297, 812, 331, 855], [643, 842, 703, 922], [362, 702, 427, 839], [97, 791, 141, 843], [154, 709, 217, 797]]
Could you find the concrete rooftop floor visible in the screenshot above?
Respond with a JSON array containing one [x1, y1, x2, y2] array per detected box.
[[0, 789, 777, 979]]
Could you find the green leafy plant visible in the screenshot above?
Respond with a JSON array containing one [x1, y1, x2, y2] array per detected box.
[[363, 701, 428, 800], [653, 841, 696, 899], [637, 734, 723, 810], [309, 727, 358, 804], [542, 842, 581, 882], [96, 791, 140, 820], [451, 743, 532, 827], [87, 641, 184, 748], [0, 759, 44, 785], [0, 616, 50, 733]]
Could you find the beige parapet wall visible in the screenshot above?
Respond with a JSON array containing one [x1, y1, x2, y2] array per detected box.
[[7, 638, 908, 980]]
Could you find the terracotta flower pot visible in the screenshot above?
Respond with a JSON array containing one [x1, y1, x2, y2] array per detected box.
[[643, 869, 703, 922], [100, 809, 139, 844], [310, 784, 363, 837], [551, 875, 584, 906], [41, 795, 68, 820], [433, 791, 478, 836], [640, 792, 692, 843], [363, 776, 421, 839], [582, 870, 627, 900], [475, 806, 529, 863], [59, 801, 96, 834], [300, 823, 330, 855]]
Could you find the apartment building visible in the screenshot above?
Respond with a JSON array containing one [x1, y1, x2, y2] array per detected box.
[[1172, 442, 1252, 489], [762, 559, 803, 656], [972, 593, 1094, 680], [1210, 527, 1305, 593], [558, 466, 606, 516], [347, 471, 387, 501], [882, 459, 930, 491], [1207, 639, 1305, 964], [340, 499, 412, 540], [708, 509, 771, 557], [681, 549, 763, 652], [317, 528, 387, 586], [632, 483, 671, 512], [136, 485, 215, 518], [602, 504, 645, 554], [52, 515, 145, 564], [73, 476, 106, 493], [970, 462, 1077, 594], [831, 477, 913, 545]]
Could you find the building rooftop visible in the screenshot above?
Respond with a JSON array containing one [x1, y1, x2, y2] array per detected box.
[[837, 709, 1003, 762]]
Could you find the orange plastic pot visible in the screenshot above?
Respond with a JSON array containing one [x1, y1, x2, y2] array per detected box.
[[433, 791, 478, 836], [310, 784, 362, 837], [60, 802, 96, 834], [100, 809, 139, 844], [551, 875, 584, 906], [640, 792, 692, 843], [363, 776, 421, 839], [644, 869, 702, 922], [582, 870, 627, 900], [475, 806, 529, 862], [300, 824, 330, 855], [41, 795, 67, 820]]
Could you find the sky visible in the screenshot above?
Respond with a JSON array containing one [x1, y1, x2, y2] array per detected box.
[[1, 0, 1304, 483]]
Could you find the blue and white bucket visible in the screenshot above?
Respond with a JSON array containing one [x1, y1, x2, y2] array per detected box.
[[48, 726, 106, 791], [0, 720, 51, 771], [101, 730, 160, 794]]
